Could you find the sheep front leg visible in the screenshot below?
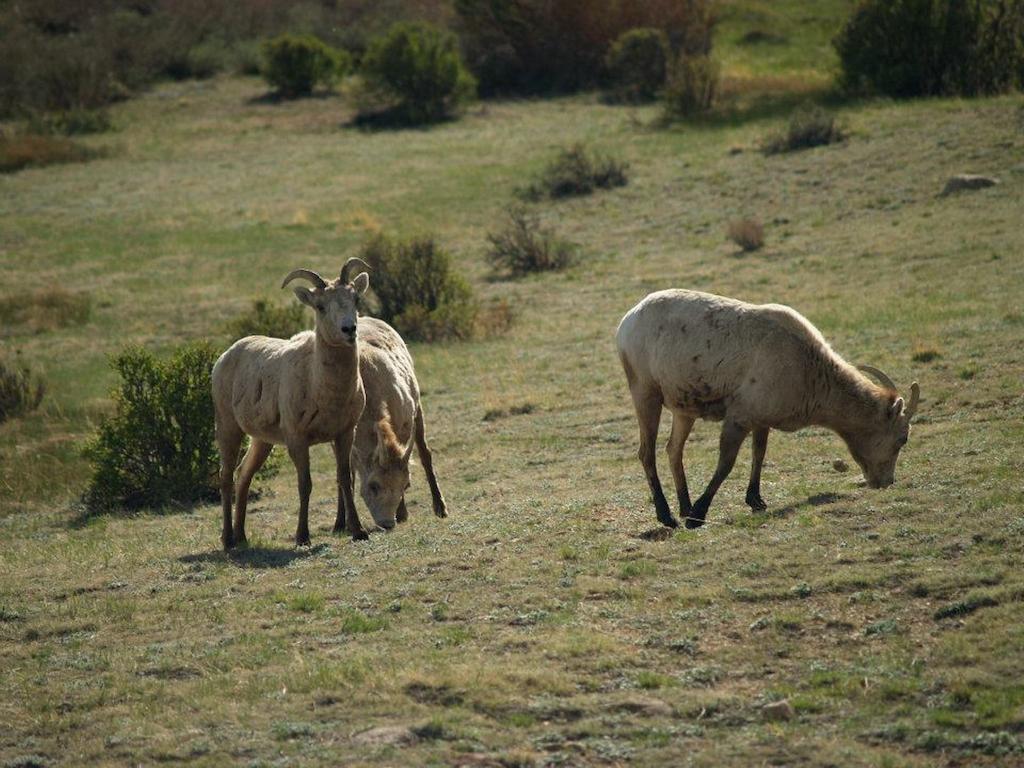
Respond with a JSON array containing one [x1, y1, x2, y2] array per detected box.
[[218, 426, 243, 551], [332, 431, 368, 541], [288, 444, 313, 546], [632, 390, 677, 528], [687, 419, 749, 529]]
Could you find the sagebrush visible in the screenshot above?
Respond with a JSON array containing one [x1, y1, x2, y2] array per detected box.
[[487, 207, 576, 276], [727, 218, 765, 252], [605, 28, 670, 103], [262, 34, 349, 98], [358, 234, 478, 342], [661, 54, 719, 119], [0, 358, 45, 424], [762, 105, 845, 155], [523, 144, 629, 200]]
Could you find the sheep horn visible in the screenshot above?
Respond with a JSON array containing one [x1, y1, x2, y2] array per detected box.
[[340, 257, 371, 284], [858, 365, 897, 391], [281, 269, 327, 291], [906, 382, 920, 419]]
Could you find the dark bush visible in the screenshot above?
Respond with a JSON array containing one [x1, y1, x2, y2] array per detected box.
[[727, 218, 765, 252], [455, 0, 715, 96], [357, 22, 476, 126], [0, 358, 45, 424], [486, 207, 577, 276], [26, 109, 112, 136], [227, 299, 308, 340], [0, 134, 104, 174], [84, 342, 220, 514], [762, 105, 846, 155], [523, 144, 629, 201], [661, 54, 719, 119], [835, 0, 1024, 98], [262, 34, 349, 98], [605, 28, 670, 103], [358, 234, 478, 342]]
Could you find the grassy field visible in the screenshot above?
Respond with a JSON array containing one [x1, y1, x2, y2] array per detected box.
[[3, 6, 1024, 766]]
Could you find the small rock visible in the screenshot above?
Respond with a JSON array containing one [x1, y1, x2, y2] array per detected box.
[[352, 726, 418, 747], [832, 459, 849, 473], [940, 174, 999, 196], [749, 616, 771, 632], [762, 699, 795, 722]]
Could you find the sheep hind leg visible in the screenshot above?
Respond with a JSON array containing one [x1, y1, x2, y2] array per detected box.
[[633, 389, 677, 528], [414, 407, 447, 518], [667, 412, 696, 517], [745, 428, 769, 512], [687, 419, 749, 530], [288, 444, 313, 546], [396, 497, 409, 524], [217, 422, 244, 551], [233, 439, 273, 545]]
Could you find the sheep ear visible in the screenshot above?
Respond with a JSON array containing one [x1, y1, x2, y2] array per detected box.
[[293, 287, 315, 307], [374, 422, 388, 465], [352, 272, 369, 295], [889, 397, 905, 420]]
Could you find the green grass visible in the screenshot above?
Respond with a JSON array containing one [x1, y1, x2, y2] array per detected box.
[[2, 12, 1024, 766]]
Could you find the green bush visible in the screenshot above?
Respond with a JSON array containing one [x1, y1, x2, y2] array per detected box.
[[455, 0, 715, 96], [227, 299, 308, 340], [762, 105, 846, 155], [835, 0, 1024, 98], [262, 34, 349, 98], [661, 54, 719, 119], [605, 28, 670, 103], [522, 144, 629, 201], [358, 22, 476, 126], [358, 234, 478, 342], [486, 207, 577, 276], [26, 109, 112, 136], [0, 358, 44, 424], [84, 343, 220, 514]]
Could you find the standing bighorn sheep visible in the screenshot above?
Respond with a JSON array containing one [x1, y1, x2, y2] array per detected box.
[[212, 259, 371, 550], [354, 316, 448, 529], [616, 289, 920, 529]]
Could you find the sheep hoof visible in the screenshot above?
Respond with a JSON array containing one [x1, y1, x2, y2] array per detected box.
[[351, 529, 370, 542], [222, 535, 235, 551], [656, 511, 679, 529], [745, 492, 767, 512], [684, 515, 706, 530], [295, 533, 311, 546], [434, 505, 448, 519]]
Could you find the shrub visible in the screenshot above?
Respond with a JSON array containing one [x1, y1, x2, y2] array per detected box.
[[0, 358, 45, 424], [727, 218, 765, 252], [523, 144, 629, 201], [84, 342, 221, 514], [661, 54, 719, 119], [262, 34, 349, 98], [605, 28, 670, 103], [455, 0, 715, 96], [357, 234, 478, 342], [26, 109, 112, 136], [0, 288, 91, 334], [486, 207, 576, 276], [0, 134, 103, 174], [835, 0, 1024, 98], [358, 22, 476, 126], [762, 105, 846, 155], [226, 299, 308, 340]]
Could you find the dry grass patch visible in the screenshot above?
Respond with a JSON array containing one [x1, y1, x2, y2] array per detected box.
[[727, 217, 765, 252], [0, 133, 104, 174], [0, 287, 91, 334]]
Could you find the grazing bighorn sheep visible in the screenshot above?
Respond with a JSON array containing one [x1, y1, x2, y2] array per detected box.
[[212, 259, 371, 550], [353, 316, 448, 530], [616, 289, 920, 529]]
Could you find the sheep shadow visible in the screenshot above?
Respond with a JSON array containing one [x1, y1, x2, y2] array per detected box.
[[179, 542, 329, 569], [768, 492, 851, 518]]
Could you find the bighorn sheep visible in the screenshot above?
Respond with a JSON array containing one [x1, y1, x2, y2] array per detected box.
[[353, 316, 448, 529], [212, 259, 371, 550], [616, 289, 920, 529]]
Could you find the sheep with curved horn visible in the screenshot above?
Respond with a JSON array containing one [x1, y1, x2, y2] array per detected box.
[[212, 258, 372, 549], [616, 289, 921, 530]]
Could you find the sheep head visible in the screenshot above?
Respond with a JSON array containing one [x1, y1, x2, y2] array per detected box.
[[358, 410, 413, 531], [848, 365, 921, 489], [282, 259, 370, 348]]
